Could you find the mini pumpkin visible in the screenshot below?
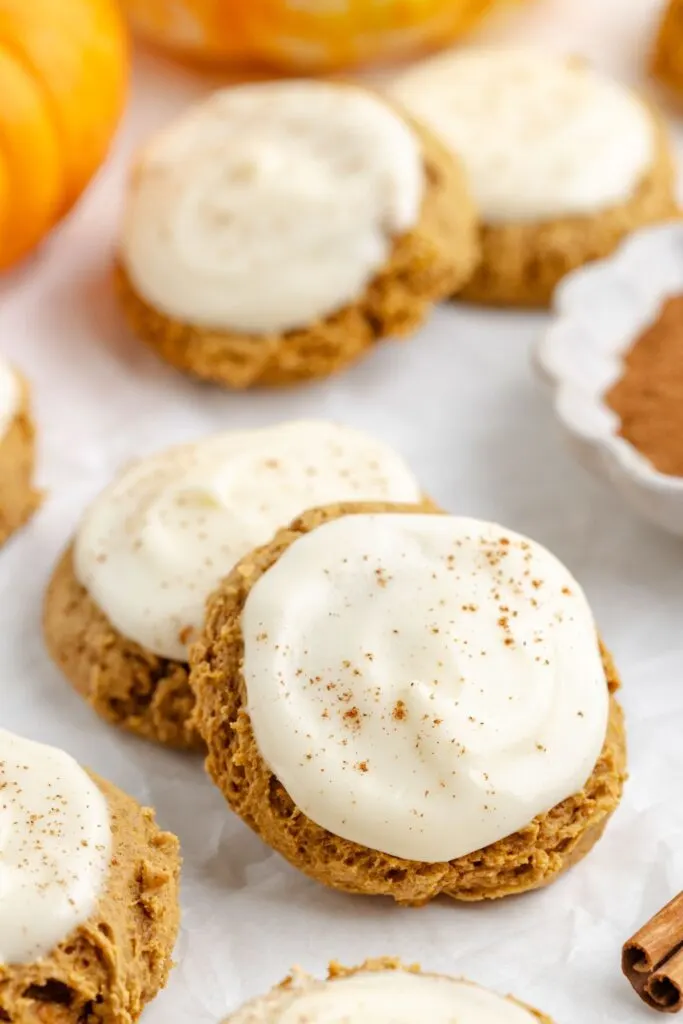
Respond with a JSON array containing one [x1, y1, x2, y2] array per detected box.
[[124, 0, 515, 72], [0, 0, 128, 271]]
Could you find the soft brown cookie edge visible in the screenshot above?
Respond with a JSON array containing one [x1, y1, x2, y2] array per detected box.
[[0, 377, 41, 547], [190, 501, 626, 906], [459, 109, 678, 308], [116, 91, 480, 389], [43, 546, 202, 752], [0, 773, 181, 1024]]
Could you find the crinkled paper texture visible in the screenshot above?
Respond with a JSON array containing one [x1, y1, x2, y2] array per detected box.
[[0, 1, 681, 1021]]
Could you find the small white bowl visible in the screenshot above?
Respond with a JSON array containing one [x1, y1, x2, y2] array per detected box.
[[536, 222, 683, 537]]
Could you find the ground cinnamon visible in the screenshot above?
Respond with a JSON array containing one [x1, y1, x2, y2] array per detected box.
[[623, 891, 683, 1012], [606, 295, 683, 477]]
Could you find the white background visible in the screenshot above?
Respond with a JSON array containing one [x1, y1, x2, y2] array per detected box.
[[1, 0, 681, 1020]]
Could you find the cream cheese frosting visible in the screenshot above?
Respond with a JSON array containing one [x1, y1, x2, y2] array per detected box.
[[74, 421, 422, 662], [120, 80, 424, 334], [0, 359, 19, 440], [241, 513, 609, 863], [389, 49, 654, 223], [230, 969, 538, 1024], [0, 729, 111, 965]]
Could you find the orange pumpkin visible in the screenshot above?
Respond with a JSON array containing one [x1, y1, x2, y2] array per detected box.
[[124, 0, 514, 72], [0, 0, 129, 271]]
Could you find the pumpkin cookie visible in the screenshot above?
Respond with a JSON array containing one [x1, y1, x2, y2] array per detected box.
[[226, 959, 552, 1023], [0, 361, 40, 546], [191, 503, 626, 905], [0, 728, 180, 1023], [116, 80, 478, 388], [389, 49, 678, 307], [44, 422, 427, 750]]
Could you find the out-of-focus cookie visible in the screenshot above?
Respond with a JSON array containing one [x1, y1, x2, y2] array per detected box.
[[225, 959, 553, 1023], [191, 502, 626, 905], [389, 48, 678, 307], [44, 421, 428, 750], [651, 0, 683, 97], [116, 79, 479, 388], [0, 361, 40, 546], [0, 728, 180, 1023]]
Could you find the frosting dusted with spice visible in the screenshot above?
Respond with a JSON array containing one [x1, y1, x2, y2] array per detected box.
[[241, 513, 608, 863], [229, 969, 538, 1023], [389, 49, 654, 223], [120, 81, 424, 334], [74, 421, 421, 661], [0, 359, 19, 440], [0, 729, 111, 965]]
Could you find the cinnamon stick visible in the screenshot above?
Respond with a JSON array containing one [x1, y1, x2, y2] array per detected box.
[[647, 946, 683, 1013], [623, 892, 683, 1013]]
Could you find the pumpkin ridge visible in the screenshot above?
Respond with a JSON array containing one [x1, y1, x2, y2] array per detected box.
[[0, 0, 127, 268], [0, 1, 128, 213], [0, 46, 62, 269], [0, 27, 67, 207]]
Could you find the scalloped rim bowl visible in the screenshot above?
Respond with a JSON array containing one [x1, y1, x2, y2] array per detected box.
[[536, 221, 683, 536]]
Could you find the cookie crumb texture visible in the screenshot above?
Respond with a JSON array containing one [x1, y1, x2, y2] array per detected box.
[[43, 547, 201, 751], [116, 117, 478, 389], [191, 503, 626, 905], [0, 385, 40, 546], [461, 120, 677, 308], [0, 777, 180, 1024]]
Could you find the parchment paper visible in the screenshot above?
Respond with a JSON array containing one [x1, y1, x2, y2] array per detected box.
[[1, 1, 681, 1020]]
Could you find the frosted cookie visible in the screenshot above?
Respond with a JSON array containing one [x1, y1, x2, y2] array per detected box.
[[44, 422, 427, 750], [0, 361, 40, 546], [0, 729, 180, 1023], [388, 49, 677, 307], [116, 80, 478, 389], [225, 959, 553, 1023], [191, 503, 626, 905]]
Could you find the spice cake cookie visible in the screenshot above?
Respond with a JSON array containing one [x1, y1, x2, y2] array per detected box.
[[44, 421, 427, 750], [225, 959, 553, 1023], [0, 728, 180, 1024], [0, 360, 40, 546], [388, 49, 678, 307], [116, 79, 478, 389], [191, 503, 626, 905]]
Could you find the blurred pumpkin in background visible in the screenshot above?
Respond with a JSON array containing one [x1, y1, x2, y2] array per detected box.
[[123, 0, 514, 72], [0, 0, 128, 271]]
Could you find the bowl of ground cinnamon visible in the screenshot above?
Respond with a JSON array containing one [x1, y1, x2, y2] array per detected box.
[[537, 221, 683, 536]]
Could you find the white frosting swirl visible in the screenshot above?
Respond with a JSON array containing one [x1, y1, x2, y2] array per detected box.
[[230, 969, 538, 1024], [74, 422, 422, 662], [242, 514, 609, 863], [0, 359, 19, 440], [389, 49, 654, 223], [0, 729, 111, 965], [120, 81, 424, 333]]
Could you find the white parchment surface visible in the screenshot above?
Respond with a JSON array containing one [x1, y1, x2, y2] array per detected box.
[[1, 1, 681, 1021]]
